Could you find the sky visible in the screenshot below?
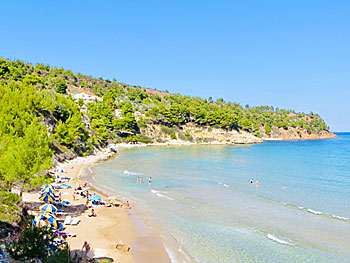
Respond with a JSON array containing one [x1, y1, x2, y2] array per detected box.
[[1, 0, 349, 131]]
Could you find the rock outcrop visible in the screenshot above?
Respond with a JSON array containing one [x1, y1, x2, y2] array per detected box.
[[260, 126, 337, 140], [143, 123, 263, 144]]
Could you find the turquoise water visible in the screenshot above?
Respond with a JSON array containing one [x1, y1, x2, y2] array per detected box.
[[92, 133, 350, 262]]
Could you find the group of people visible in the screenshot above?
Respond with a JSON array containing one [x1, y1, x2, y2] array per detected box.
[[137, 176, 152, 184], [249, 179, 260, 186]]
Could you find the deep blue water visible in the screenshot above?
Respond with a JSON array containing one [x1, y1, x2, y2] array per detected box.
[[92, 133, 350, 263]]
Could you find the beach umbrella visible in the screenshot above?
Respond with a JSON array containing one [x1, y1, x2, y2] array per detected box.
[[41, 186, 56, 194], [41, 183, 55, 191], [43, 213, 58, 228], [89, 195, 102, 201], [39, 191, 56, 200], [39, 194, 56, 203], [43, 212, 57, 219], [39, 204, 58, 213], [31, 214, 44, 226]]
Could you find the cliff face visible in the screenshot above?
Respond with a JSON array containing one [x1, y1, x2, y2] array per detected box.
[[260, 126, 337, 140], [143, 123, 263, 144]]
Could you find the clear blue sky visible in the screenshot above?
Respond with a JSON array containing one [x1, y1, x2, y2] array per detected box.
[[1, 1, 349, 131]]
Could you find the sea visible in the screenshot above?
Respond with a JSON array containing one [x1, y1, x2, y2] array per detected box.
[[89, 133, 350, 263]]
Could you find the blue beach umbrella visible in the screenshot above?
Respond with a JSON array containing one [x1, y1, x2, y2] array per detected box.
[[39, 204, 58, 213], [39, 191, 56, 198], [43, 212, 57, 219], [89, 195, 102, 201], [43, 213, 58, 229], [41, 186, 56, 194], [41, 184, 55, 191], [39, 194, 56, 203], [32, 214, 44, 226]]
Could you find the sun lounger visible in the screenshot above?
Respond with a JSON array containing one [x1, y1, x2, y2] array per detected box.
[[64, 216, 72, 225], [55, 202, 68, 207], [70, 218, 80, 225], [56, 212, 68, 216], [88, 257, 114, 263], [55, 231, 76, 238], [53, 238, 67, 244]]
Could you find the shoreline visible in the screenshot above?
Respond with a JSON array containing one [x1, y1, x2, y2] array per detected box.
[[56, 147, 177, 263], [81, 150, 193, 263]]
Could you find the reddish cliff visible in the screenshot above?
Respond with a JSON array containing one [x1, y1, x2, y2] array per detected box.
[[261, 127, 338, 140]]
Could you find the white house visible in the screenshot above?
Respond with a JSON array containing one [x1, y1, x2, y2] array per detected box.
[[72, 89, 103, 105]]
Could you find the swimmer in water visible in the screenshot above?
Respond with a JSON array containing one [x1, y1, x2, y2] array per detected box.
[[249, 179, 253, 184], [281, 186, 287, 190], [255, 180, 260, 186]]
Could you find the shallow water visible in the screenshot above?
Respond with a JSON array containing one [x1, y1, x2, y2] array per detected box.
[[92, 133, 350, 262]]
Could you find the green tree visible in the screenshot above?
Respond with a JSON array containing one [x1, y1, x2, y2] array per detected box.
[[6, 226, 72, 263]]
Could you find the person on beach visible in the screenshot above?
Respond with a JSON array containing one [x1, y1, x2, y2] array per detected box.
[[89, 209, 96, 217], [73, 192, 76, 201], [126, 201, 130, 208], [82, 241, 91, 254]]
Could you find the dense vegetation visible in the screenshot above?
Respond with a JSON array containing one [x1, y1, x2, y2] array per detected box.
[[0, 57, 330, 226], [6, 225, 73, 262]]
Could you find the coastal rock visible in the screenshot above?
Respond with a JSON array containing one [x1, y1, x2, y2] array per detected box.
[[261, 127, 337, 140], [143, 123, 263, 144]]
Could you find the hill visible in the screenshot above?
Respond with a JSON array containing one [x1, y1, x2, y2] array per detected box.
[[0, 57, 337, 226]]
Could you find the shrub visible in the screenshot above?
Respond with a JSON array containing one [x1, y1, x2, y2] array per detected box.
[[126, 134, 152, 143], [170, 131, 177, 139]]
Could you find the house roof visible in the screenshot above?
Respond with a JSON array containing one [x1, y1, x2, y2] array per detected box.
[[70, 87, 101, 98]]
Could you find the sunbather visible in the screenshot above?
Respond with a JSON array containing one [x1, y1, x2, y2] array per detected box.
[[88, 209, 96, 217]]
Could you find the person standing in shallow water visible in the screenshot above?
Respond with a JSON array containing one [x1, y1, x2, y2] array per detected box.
[[137, 177, 140, 184], [149, 177, 152, 183]]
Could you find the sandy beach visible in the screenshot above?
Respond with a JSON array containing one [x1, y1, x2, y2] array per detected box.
[[23, 147, 172, 263]]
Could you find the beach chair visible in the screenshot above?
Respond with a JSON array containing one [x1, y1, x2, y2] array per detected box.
[[70, 218, 80, 225], [88, 257, 114, 263], [55, 231, 76, 238], [64, 216, 72, 225], [56, 212, 68, 216], [54, 202, 68, 207]]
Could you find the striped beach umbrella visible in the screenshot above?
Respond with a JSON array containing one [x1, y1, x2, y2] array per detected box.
[[43, 212, 57, 219], [39, 204, 58, 213], [39, 194, 56, 203], [43, 213, 58, 229], [41, 186, 56, 195], [39, 191, 56, 198], [31, 214, 44, 227], [41, 183, 55, 191]]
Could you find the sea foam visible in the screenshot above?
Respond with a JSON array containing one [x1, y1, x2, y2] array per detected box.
[[307, 209, 323, 215], [267, 234, 293, 245]]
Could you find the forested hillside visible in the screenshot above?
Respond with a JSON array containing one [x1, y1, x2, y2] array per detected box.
[[0, 57, 335, 225]]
